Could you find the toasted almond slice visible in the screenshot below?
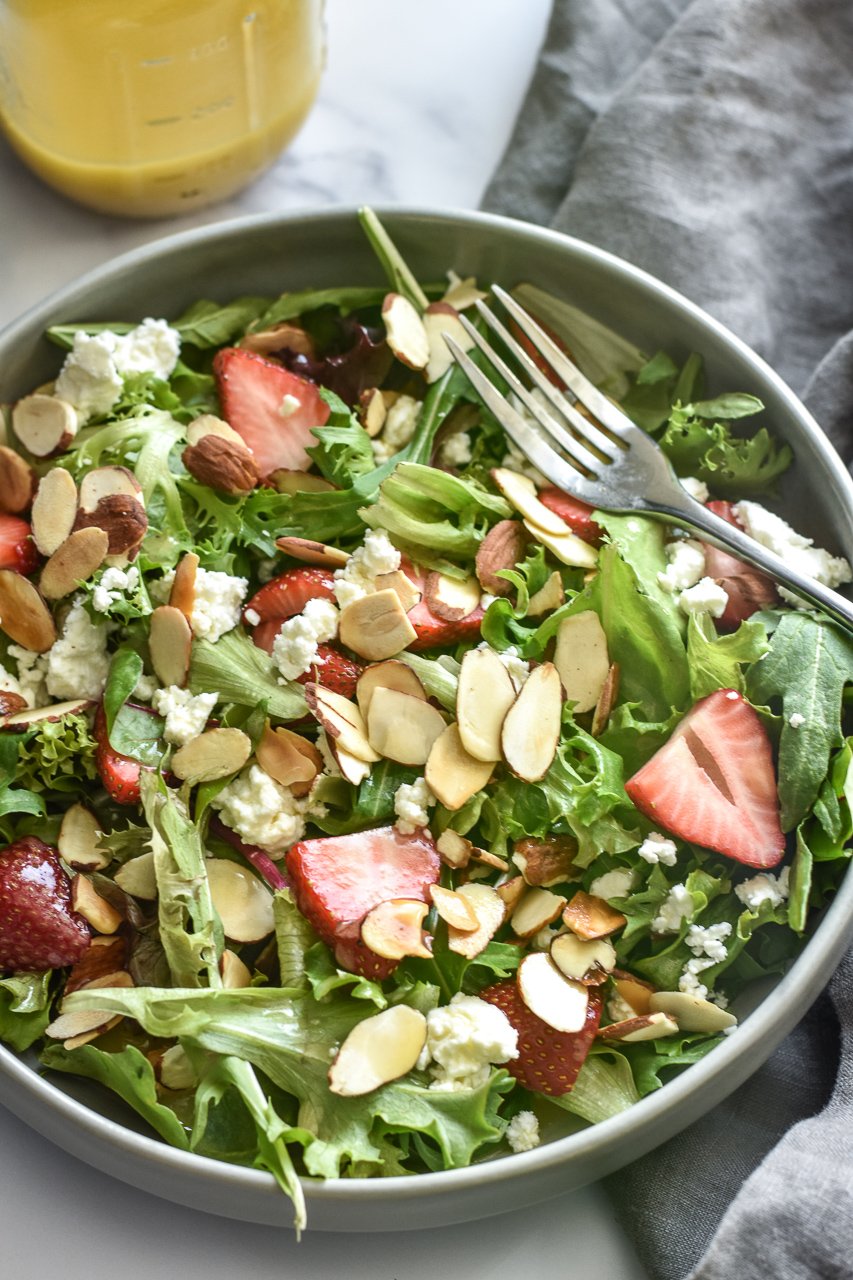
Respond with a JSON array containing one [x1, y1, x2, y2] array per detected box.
[[255, 723, 322, 796], [305, 684, 380, 763], [328, 737, 373, 785], [359, 387, 387, 437], [491, 468, 569, 536], [553, 612, 610, 715], [0, 446, 35, 514], [562, 890, 627, 940], [221, 948, 253, 989], [366, 687, 446, 766], [78, 465, 143, 513], [206, 858, 275, 942], [71, 874, 123, 934], [239, 323, 315, 358], [475, 519, 530, 597], [598, 1011, 680, 1042], [456, 647, 517, 763], [77, 970, 134, 992], [185, 414, 245, 448], [0, 698, 91, 729], [374, 568, 422, 613], [442, 275, 488, 311], [65, 936, 128, 994], [424, 571, 481, 623], [649, 991, 737, 1033], [40, 526, 109, 600], [159, 1044, 198, 1090], [423, 302, 474, 383], [171, 728, 252, 784], [526, 571, 565, 617], [436, 828, 473, 870], [44, 1007, 117, 1044], [0, 570, 56, 651], [430, 884, 479, 932], [523, 518, 599, 569], [471, 847, 509, 872], [517, 951, 589, 1033], [270, 469, 335, 495], [355, 659, 427, 720], [31, 467, 78, 556], [425, 723, 494, 810], [447, 882, 505, 958], [328, 1004, 427, 1097], [500, 661, 563, 782], [360, 898, 432, 960], [169, 552, 199, 623], [591, 662, 620, 737], [338, 588, 417, 662], [550, 932, 616, 986], [510, 887, 567, 939], [149, 604, 193, 687], [113, 851, 157, 901], [496, 875, 525, 917], [513, 835, 578, 887], [58, 803, 108, 871], [12, 394, 78, 456], [274, 536, 349, 568], [382, 293, 430, 370]]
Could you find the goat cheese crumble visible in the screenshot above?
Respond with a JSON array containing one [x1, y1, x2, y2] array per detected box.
[[9, 597, 111, 704], [658, 540, 706, 593], [678, 921, 733, 1000], [211, 763, 310, 855], [505, 1110, 541, 1153], [417, 993, 519, 1091], [333, 529, 401, 609], [151, 686, 218, 747], [393, 777, 436, 834], [91, 565, 141, 613], [679, 577, 729, 618], [271, 598, 339, 681], [153, 566, 247, 642], [735, 866, 791, 911], [734, 500, 852, 606], [437, 430, 473, 468], [55, 319, 181, 421], [637, 832, 679, 866], [652, 883, 695, 934]]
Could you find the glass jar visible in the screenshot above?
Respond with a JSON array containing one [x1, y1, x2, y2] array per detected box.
[[0, 0, 325, 217]]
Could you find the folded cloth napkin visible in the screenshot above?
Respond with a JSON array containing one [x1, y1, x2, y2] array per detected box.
[[482, 2, 853, 1276]]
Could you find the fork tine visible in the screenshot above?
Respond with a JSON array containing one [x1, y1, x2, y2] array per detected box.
[[491, 283, 639, 444], [455, 315, 605, 476]]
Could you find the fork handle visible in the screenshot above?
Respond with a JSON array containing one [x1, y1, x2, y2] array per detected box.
[[652, 494, 853, 633]]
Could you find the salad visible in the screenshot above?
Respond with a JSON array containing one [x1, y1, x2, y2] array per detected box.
[[0, 208, 852, 1231]]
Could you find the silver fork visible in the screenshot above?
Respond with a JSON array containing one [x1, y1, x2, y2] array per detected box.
[[444, 283, 853, 632]]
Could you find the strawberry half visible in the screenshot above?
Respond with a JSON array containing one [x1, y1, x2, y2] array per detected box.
[[0, 514, 39, 575], [537, 487, 603, 546], [702, 500, 778, 630], [213, 347, 330, 478], [401, 561, 485, 650], [479, 979, 603, 1096], [0, 837, 90, 972], [245, 567, 336, 632], [625, 688, 785, 867], [94, 703, 144, 805], [295, 645, 362, 699], [285, 826, 440, 978]]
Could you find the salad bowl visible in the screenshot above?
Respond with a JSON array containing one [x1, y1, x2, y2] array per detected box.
[[0, 206, 852, 1233]]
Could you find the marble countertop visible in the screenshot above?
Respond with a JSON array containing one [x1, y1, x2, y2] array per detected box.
[[0, 3, 648, 1276]]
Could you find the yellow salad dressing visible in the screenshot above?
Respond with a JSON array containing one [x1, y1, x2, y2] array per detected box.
[[0, 0, 324, 217]]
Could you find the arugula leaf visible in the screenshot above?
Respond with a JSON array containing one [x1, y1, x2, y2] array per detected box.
[[358, 207, 429, 309], [253, 286, 390, 330], [686, 612, 769, 700], [595, 511, 682, 623], [103, 649, 144, 736], [658, 403, 791, 494], [189, 631, 306, 723], [171, 296, 271, 348], [307, 390, 375, 487]]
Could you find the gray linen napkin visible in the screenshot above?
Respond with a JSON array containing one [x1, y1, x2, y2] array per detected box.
[[482, 2, 853, 1276]]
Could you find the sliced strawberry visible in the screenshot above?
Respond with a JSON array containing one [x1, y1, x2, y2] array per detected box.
[[244, 567, 336, 629], [0, 514, 39, 574], [625, 688, 785, 867], [538, 487, 603, 546], [401, 561, 485, 650], [285, 826, 440, 978], [331, 924, 398, 982], [702, 501, 778, 630], [0, 836, 90, 972], [250, 620, 284, 654], [295, 645, 362, 699], [94, 703, 144, 805], [510, 314, 575, 391], [479, 979, 603, 1097], [212, 347, 330, 478]]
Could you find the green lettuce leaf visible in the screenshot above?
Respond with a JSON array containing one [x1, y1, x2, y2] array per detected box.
[[15, 715, 97, 796], [0, 971, 52, 1050], [188, 630, 306, 723], [686, 612, 769, 700], [307, 390, 376, 487], [549, 1046, 640, 1124]]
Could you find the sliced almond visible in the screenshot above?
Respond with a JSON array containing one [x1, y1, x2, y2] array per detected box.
[[360, 898, 432, 960], [471, 847, 509, 872], [513, 835, 578, 887], [550, 932, 616, 986], [553, 613, 610, 715], [423, 302, 474, 383], [491, 468, 569, 537], [366, 687, 446, 766], [206, 858, 275, 942], [0, 698, 91, 729], [598, 1011, 680, 1042], [424, 571, 481, 623], [359, 387, 388, 438], [425, 722, 494, 809], [238, 324, 315, 359], [328, 1004, 427, 1097], [45, 1007, 118, 1046], [338, 588, 417, 662], [274, 536, 349, 568], [523, 518, 599, 569], [185, 413, 246, 448], [562, 890, 626, 940], [71, 875, 123, 934], [591, 662, 620, 737], [171, 727, 252, 784], [65, 935, 127, 994], [430, 884, 479, 932], [255, 723, 322, 796], [649, 991, 737, 1033], [327, 736, 373, 785], [0, 570, 56, 651], [159, 1044, 198, 1090], [0, 446, 36, 514], [58, 803, 108, 871], [40, 526, 109, 600], [356, 659, 427, 720], [169, 552, 198, 623], [270, 469, 335, 495], [447, 882, 505, 958], [113, 851, 157, 901], [12, 394, 78, 456], [442, 275, 488, 311], [612, 971, 658, 1017], [526, 571, 565, 617], [510, 887, 568, 939], [305, 684, 380, 763], [500, 661, 563, 782], [78, 465, 143, 513], [382, 293, 430, 370], [31, 467, 78, 556], [456, 647, 517, 763], [149, 605, 193, 687], [517, 951, 589, 1033], [475, 519, 530, 597], [221, 948, 253, 989], [374, 568, 422, 613], [496, 875, 525, 917], [436, 828, 473, 870]]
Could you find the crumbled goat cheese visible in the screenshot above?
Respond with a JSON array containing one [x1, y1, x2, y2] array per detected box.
[[154, 567, 247, 642], [658, 539, 706, 593], [678, 921, 732, 999], [211, 763, 309, 855], [679, 476, 710, 504], [151, 686, 218, 747], [734, 500, 852, 607], [606, 992, 640, 1025], [637, 832, 679, 866], [789, 712, 806, 729], [393, 777, 436, 834], [735, 866, 790, 911], [315, 729, 341, 778], [272, 598, 339, 681], [43, 597, 110, 700], [652, 883, 695, 934], [333, 529, 401, 609], [133, 672, 160, 703], [0, 662, 27, 705], [497, 645, 530, 692], [370, 394, 421, 465], [91, 565, 140, 613], [417, 993, 519, 1092], [506, 1110, 541, 1154], [7, 645, 47, 708], [55, 319, 180, 421], [589, 868, 636, 901], [679, 577, 729, 618], [437, 430, 473, 468]]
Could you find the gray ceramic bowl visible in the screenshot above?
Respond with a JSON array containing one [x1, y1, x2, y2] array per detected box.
[[0, 207, 851, 1233]]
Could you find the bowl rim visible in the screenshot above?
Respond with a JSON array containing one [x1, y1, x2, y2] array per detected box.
[[2, 203, 852, 1209]]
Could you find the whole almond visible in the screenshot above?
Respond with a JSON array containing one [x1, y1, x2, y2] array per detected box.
[[74, 494, 148, 556], [182, 434, 260, 495], [0, 446, 36, 514], [475, 520, 530, 596]]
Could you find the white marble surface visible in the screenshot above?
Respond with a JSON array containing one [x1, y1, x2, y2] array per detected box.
[[0, 2, 648, 1276]]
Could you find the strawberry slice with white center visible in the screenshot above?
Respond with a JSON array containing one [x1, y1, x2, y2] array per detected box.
[[212, 347, 330, 478], [625, 688, 785, 868]]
